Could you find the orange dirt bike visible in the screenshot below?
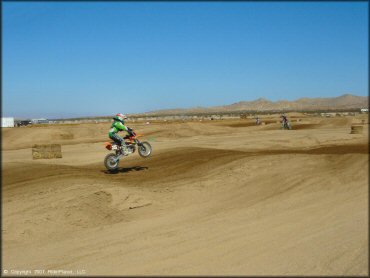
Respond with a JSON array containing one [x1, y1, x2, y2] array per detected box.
[[104, 130, 152, 171]]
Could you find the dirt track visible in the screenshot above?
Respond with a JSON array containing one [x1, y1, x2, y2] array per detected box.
[[2, 114, 369, 275]]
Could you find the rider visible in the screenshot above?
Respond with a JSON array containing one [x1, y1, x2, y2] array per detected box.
[[108, 113, 134, 155], [256, 116, 261, 125], [281, 113, 288, 126]]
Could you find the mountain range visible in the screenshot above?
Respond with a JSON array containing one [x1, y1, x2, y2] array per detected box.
[[145, 94, 368, 115]]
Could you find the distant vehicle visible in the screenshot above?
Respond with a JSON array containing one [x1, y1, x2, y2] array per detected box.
[[31, 118, 50, 124], [16, 120, 32, 127], [360, 108, 369, 113], [1, 117, 15, 128]]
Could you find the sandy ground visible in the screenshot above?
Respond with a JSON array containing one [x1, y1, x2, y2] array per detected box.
[[2, 114, 369, 276]]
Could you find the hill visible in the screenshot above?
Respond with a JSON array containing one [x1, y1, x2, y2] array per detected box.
[[145, 94, 368, 115]]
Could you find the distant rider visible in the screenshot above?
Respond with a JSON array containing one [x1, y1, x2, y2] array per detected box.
[[108, 113, 134, 155], [281, 113, 288, 127], [256, 116, 261, 125]]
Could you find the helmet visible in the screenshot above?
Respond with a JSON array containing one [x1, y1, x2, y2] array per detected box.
[[114, 113, 127, 123]]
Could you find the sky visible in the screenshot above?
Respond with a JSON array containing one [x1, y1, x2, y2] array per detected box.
[[2, 1, 368, 119]]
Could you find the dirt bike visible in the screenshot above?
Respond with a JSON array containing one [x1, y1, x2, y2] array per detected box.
[[104, 130, 152, 171], [281, 119, 292, 130]]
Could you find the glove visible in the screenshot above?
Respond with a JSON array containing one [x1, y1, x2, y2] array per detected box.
[[127, 127, 135, 136]]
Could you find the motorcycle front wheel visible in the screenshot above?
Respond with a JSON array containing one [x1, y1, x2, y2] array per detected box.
[[104, 153, 119, 171], [138, 142, 152, 158]]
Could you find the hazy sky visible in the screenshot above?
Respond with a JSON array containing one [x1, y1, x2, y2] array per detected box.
[[3, 2, 368, 118]]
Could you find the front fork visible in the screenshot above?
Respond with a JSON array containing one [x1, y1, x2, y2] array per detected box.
[[113, 153, 124, 163], [113, 146, 126, 162]]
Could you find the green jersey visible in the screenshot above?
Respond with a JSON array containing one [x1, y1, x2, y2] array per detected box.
[[109, 120, 129, 137]]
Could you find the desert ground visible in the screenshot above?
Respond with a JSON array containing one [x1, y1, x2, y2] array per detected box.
[[2, 113, 369, 276]]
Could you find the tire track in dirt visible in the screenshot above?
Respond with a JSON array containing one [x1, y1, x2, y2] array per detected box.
[[246, 143, 368, 156], [291, 124, 321, 130]]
